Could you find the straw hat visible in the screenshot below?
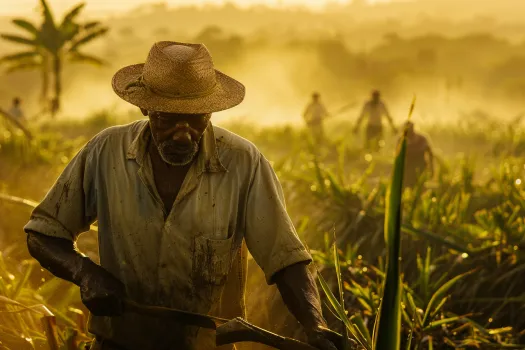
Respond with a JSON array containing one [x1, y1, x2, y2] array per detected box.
[[112, 41, 245, 114]]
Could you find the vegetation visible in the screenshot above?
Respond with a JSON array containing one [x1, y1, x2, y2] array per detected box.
[[0, 0, 108, 117], [1, 107, 524, 349]]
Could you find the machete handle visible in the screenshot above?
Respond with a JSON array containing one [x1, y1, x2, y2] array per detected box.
[[216, 317, 320, 350]]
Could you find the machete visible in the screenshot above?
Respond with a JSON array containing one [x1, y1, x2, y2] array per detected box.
[[123, 299, 350, 349]]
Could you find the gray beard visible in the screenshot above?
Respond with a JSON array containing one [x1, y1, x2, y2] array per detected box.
[[157, 140, 199, 166]]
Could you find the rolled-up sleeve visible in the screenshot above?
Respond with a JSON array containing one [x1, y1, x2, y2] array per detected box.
[[23, 142, 97, 241], [244, 154, 312, 285]]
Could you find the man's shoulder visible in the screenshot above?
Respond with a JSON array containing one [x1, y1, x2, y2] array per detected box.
[[212, 125, 260, 157], [416, 133, 429, 142], [90, 120, 146, 142], [86, 120, 148, 153]]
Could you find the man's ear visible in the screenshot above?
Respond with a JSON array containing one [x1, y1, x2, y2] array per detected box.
[[140, 108, 148, 117]]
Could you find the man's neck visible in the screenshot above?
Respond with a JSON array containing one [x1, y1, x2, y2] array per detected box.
[[148, 140, 193, 214]]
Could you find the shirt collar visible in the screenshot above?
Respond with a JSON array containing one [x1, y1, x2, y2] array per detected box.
[[126, 120, 227, 174]]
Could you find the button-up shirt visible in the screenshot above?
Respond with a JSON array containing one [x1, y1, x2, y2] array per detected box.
[[303, 101, 329, 125], [8, 105, 25, 121], [358, 100, 390, 126], [24, 120, 312, 350]]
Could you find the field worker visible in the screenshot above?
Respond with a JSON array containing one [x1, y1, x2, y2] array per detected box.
[[8, 97, 26, 123], [24, 42, 338, 350], [303, 91, 330, 144], [399, 121, 434, 187], [353, 90, 397, 151]]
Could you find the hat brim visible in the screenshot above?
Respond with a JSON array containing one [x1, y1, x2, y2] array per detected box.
[[112, 64, 245, 114]]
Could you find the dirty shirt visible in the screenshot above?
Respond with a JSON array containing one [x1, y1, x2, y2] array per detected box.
[[24, 120, 312, 350], [404, 134, 431, 172], [8, 105, 24, 121], [303, 101, 328, 125], [358, 100, 389, 127]]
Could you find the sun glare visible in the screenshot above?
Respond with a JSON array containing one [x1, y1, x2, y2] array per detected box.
[[0, 0, 387, 16]]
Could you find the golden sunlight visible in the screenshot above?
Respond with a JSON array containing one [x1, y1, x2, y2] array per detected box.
[[0, 0, 390, 16]]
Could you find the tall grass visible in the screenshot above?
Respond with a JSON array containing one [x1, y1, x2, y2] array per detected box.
[[2, 110, 525, 349]]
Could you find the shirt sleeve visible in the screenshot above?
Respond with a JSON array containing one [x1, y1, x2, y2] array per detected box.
[[321, 103, 329, 117], [244, 154, 312, 285], [303, 104, 311, 119], [23, 142, 97, 241]]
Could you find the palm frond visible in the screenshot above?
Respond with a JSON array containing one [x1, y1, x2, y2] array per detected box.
[[0, 34, 37, 46], [0, 50, 40, 63], [60, 22, 81, 43], [5, 61, 41, 72], [69, 27, 108, 51], [39, 0, 62, 53], [68, 51, 105, 66], [39, 0, 57, 29], [83, 21, 102, 31], [11, 19, 39, 36], [60, 3, 86, 28]]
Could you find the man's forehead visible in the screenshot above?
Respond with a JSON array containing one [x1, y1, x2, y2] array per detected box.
[[150, 111, 211, 118]]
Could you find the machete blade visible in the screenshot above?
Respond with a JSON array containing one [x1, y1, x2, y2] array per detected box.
[[123, 299, 228, 330]]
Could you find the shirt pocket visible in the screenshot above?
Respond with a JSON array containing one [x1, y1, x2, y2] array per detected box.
[[192, 234, 234, 286]]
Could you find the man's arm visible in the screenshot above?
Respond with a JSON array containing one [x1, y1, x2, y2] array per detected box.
[[243, 154, 337, 350], [353, 103, 368, 132], [27, 231, 125, 315], [274, 262, 338, 350], [321, 103, 330, 120], [424, 140, 434, 176], [303, 104, 312, 123], [24, 140, 125, 316], [27, 232, 88, 285], [382, 103, 397, 131]]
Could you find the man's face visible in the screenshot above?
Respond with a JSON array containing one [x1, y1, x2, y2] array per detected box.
[[146, 110, 211, 166]]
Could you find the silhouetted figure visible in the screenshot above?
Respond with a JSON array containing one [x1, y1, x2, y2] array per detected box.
[[303, 92, 329, 145], [353, 90, 397, 151], [8, 97, 26, 123], [399, 121, 434, 188]]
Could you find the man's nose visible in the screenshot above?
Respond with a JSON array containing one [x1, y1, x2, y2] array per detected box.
[[171, 122, 192, 142], [174, 121, 190, 129]]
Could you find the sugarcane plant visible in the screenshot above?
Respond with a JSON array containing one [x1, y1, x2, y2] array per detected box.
[[314, 97, 525, 350]]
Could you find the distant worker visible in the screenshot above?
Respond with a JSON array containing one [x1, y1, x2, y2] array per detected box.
[[8, 97, 26, 123], [399, 121, 434, 188], [303, 92, 329, 144], [353, 90, 397, 151]]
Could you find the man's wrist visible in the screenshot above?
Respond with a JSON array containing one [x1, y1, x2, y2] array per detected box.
[[73, 256, 99, 286], [302, 312, 329, 332]]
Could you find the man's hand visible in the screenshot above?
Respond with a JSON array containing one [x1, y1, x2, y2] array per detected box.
[[274, 263, 343, 350], [79, 263, 126, 317], [306, 326, 339, 350]]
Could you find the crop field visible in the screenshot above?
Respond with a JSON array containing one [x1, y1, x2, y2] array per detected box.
[[1, 107, 525, 349], [1, 0, 525, 348]]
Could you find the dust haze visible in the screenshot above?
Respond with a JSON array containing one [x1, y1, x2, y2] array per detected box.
[[1, 0, 525, 125]]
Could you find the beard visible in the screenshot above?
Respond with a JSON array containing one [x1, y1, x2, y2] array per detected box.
[[157, 139, 199, 166]]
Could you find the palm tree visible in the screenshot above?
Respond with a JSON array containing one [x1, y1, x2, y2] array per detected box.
[[0, 0, 109, 117], [0, 19, 51, 105]]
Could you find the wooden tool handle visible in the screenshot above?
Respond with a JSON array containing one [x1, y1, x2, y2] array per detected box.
[[216, 317, 319, 350]]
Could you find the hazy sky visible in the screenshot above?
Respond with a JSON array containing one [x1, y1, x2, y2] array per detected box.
[[0, 0, 392, 16]]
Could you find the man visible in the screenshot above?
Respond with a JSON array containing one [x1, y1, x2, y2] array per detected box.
[[8, 97, 26, 122], [353, 90, 397, 151], [24, 42, 338, 350], [303, 92, 329, 144], [399, 121, 434, 188]]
